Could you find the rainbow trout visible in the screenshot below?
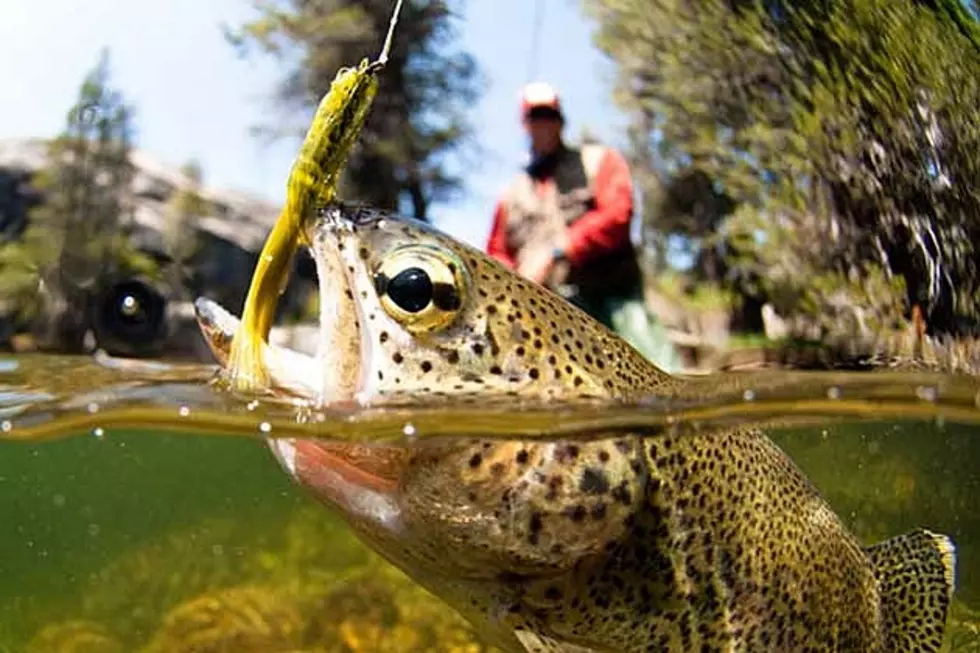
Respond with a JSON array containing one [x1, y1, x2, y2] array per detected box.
[[195, 204, 956, 652]]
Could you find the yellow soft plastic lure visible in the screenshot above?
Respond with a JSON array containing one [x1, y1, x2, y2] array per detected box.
[[226, 0, 404, 391]]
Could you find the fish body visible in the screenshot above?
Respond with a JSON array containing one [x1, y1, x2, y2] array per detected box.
[[196, 203, 955, 652]]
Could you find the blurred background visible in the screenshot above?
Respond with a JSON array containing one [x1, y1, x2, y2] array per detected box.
[[2, 0, 979, 371]]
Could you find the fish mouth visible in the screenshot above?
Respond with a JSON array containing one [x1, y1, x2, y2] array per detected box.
[[193, 295, 325, 398], [194, 292, 401, 528], [194, 213, 380, 506], [193, 220, 364, 407]]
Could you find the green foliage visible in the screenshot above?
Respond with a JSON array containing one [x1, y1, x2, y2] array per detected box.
[[584, 0, 980, 335], [224, 0, 484, 220], [0, 49, 159, 329], [650, 268, 739, 312]]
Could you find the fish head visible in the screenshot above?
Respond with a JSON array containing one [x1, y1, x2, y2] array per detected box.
[[289, 203, 672, 406], [196, 203, 671, 615]]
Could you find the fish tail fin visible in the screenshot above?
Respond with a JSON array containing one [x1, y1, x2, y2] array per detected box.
[[866, 528, 956, 652]]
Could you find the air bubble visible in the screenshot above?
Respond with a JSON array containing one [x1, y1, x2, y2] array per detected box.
[[92, 427, 105, 439], [247, 400, 260, 411], [212, 544, 224, 556], [742, 389, 755, 402], [87, 402, 99, 414], [259, 422, 272, 434], [87, 524, 101, 536], [1, 421, 11, 433], [52, 494, 65, 507], [826, 386, 841, 400], [403, 422, 417, 438], [915, 385, 938, 403], [179, 405, 190, 417]]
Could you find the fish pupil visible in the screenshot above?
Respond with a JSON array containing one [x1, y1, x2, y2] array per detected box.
[[387, 267, 433, 313]]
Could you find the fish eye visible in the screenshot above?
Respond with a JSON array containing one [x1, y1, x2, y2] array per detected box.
[[373, 245, 467, 332], [387, 267, 433, 313]]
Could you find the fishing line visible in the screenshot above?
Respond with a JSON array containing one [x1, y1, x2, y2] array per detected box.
[[526, 0, 546, 81]]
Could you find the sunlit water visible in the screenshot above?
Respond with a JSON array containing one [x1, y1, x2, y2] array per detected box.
[[2, 352, 980, 651]]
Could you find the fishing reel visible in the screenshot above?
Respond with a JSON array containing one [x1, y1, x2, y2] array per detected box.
[[90, 277, 170, 358]]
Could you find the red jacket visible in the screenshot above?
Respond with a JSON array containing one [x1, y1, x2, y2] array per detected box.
[[486, 147, 634, 269]]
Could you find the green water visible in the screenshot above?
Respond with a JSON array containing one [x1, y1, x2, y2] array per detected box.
[[1, 353, 980, 651]]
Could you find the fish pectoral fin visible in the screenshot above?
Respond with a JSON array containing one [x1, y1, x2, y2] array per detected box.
[[865, 528, 956, 652], [513, 628, 596, 653]]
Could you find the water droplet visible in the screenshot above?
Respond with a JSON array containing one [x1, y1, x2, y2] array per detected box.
[[178, 405, 190, 417], [259, 422, 272, 434], [403, 422, 417, 438], [742, 389, 755, 402], [87, 402, 99, 414], [826, 386, 841, 400], [915, 385, 938, 402], [52, 494, 65, 507], [92, 427, 105, 439], [87, 524, 101, 536], [0, 420, 11, 433]]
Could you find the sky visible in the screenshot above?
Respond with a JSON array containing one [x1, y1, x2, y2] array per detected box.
[[0, 0, 628, 249]]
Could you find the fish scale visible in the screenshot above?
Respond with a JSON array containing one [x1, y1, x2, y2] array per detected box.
[[196, 203, 956, 653]]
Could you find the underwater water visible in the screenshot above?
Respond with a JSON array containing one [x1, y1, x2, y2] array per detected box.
[[1, 353, 979, 652]]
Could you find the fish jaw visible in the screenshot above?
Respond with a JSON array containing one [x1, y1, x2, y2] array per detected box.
[[309, 220, 363, 407], [193, 224, 362, 407], [194, 294, 407, 540], [193, 297, 326, 400], [267, 437, 406, 537]]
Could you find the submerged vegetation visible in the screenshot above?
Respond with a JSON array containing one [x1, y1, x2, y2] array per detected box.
[[17, 507, 496, 653]]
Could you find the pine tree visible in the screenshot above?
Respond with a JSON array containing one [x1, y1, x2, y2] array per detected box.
[[0, 49, 158, 351], [224, 0, 483, 220]]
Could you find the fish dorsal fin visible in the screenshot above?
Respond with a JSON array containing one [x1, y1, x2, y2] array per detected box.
[[865, 528, 956, 652], [514, 629, 599, 653]]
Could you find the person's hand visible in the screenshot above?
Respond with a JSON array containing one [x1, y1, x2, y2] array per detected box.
[[519, 248, 556, 285]]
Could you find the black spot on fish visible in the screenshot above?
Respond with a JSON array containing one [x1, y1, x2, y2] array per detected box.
[[611, 481, 632, 505], [580, 468, 610, 495]]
